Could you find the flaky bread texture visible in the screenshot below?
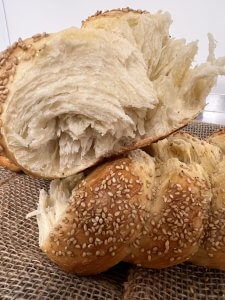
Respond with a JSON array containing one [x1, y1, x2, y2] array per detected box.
[[28, 130, 225, 274], [207, 130, 225, 154], [1, 9, 225, 178]]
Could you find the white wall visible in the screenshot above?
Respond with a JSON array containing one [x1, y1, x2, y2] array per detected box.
[[0, 0, 9, 51], [1, 0, 225, 93]]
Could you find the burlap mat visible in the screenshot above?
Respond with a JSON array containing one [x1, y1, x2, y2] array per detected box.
[[123, 120, 225, 300], [0, 121, 225, 300], [123, 264, 225, 300]]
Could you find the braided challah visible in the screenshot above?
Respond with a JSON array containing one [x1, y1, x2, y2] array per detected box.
[[27, 130, 225, 274], [1, 9, 225, 178]]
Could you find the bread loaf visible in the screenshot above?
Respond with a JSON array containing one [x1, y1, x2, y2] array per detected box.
[[1, 9, 225, 178], [27, 130, 225, 274]]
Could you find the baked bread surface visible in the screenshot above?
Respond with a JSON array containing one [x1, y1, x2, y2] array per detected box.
[[28, 130, 225, 274], [1, 9, 225, 178]]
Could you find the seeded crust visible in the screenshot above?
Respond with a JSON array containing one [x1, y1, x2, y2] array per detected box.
[[39, 149, 211, 275], [0, 33, 50, 175], [149, 132, 225, 270], [33, 132, 225, 274], [191, 162, 225, 268], [82, 7, 147, 25]]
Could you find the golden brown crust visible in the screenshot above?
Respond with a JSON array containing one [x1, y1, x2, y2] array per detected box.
[[0, 152, 21, 172], [0, 143, 20, 171], [0, 32, 49, 104], [42, 157, 146, 274], [33, 130, 225, 274], [122, 122, 191, 155], [0, 33, 50, 174], [40, 149, 211, 274], [82, 7, 147, 26], [126, 164, 209, 268], [190, 157, 225, 269]]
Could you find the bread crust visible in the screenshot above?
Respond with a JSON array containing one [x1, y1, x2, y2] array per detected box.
[[0, 153, 20, 172], [82, 7, 147, 25], [33, 131, 225, 274], [0, 33, 50, 176], [39, 149, 210, 274]]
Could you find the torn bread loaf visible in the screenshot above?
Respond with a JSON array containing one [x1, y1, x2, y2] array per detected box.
[[1, 9, 225, 178], [27, 130, 225, 274]]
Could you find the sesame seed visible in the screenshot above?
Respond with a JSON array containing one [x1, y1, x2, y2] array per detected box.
[[151, 220, 155, 226], [165, 240, 170, 249]]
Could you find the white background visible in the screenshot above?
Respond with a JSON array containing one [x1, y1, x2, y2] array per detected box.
[[1, 0, 225, 93]]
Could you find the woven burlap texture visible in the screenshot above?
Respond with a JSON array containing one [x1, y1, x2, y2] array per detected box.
[[124, 121, 225, 300], [0, 121, 225, 300]]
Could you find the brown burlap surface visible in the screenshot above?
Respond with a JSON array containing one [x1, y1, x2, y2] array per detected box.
[[123, 264, 225, 300], [0, 121, 225, 300]]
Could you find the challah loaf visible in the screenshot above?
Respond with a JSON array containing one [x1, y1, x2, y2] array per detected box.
[[1, 9, 225, 178], [27, 130, 225, 274]]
